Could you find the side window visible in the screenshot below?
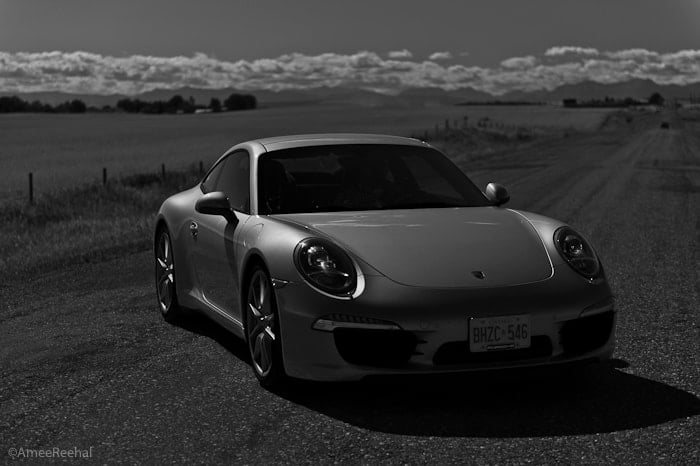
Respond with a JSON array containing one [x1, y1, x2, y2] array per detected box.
[[215, 151, 250, 213], [201, 160, 225, 193]]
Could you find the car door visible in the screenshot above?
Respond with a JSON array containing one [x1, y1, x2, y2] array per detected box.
[[192, 150, 251, 322]]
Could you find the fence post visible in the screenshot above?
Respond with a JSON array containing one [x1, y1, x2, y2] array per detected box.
[[199, 161, 204, 175], [161, 163, 165, 179], [28, 172, 33, 204], [103, 167, 107, 185]]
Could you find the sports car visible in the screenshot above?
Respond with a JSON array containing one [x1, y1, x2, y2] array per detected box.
[[154, 133, 615, 386]]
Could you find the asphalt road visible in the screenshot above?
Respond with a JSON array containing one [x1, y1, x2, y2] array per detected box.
[[1, 111, 698, 464]]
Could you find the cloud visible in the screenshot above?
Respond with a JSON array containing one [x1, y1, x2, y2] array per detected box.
[[0, 47, 698, 96], [604, 48, 659, 61], [545, 46, 599, 57], [387, 49, 413, 59], [500, 56, 537, 69], [428, 51, 453, 61]]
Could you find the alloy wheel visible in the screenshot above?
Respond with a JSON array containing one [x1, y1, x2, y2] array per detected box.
[[246, 270, 277, 377], [156, 231, 175, 314]]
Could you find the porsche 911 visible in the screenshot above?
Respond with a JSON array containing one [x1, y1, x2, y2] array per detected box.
[[154, 134, 615, 386]]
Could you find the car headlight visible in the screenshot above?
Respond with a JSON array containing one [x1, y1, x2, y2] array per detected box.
[[294, 238, 357, 296], [554, 227, 601, 279]]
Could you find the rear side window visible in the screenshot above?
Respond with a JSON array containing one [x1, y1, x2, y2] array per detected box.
[[214, 151, 250, 213]]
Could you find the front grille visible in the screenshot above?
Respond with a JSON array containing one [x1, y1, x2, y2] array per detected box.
[[333, 328, 418, 367], [433, 336, 553, 366], [560, 311, 614, 355]]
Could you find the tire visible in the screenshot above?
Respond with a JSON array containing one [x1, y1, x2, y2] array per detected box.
[[155, 227, 182, 322], [245, 266, 286, 387]]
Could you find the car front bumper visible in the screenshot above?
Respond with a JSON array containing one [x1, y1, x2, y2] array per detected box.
[[274, 270, 615, 381]]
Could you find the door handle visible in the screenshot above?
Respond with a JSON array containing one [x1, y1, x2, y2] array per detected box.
[[190, 221, 198, 238]]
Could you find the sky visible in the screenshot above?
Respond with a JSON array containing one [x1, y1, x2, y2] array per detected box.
[[0, 0, 699, 95]]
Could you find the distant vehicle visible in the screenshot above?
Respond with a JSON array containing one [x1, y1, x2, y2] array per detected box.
[[154, 134, 615, 386], [660, 122, 670, 129]]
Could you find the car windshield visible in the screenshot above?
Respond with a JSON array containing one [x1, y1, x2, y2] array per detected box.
[[258, 144, 490, 214]]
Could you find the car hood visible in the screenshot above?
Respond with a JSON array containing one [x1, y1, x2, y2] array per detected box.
[[276, 207, 553, 288]]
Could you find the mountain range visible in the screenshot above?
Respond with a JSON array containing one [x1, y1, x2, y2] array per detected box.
[[3, 79, 699, 108]]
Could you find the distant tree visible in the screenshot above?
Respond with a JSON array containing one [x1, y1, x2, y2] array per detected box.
[[648, 92, 664, 106], [224, 93, 257, 111], [0, 96, 27, 112], [209, 97, 222, 112], [183, 96, 196, 114], [68, 99, 87, 113], [28, 100, 52, 112], [224, 93, 242, 110], [117, 98, 144, 113], [166, 95, 185, 113], [242, 94, 257, 109]]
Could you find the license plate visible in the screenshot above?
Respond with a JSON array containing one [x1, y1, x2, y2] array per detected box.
[[469, 315, 531, 352]]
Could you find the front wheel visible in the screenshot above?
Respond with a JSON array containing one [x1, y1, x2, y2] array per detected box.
[[155, 227, 182, 322], [245, 267, 286, 387]]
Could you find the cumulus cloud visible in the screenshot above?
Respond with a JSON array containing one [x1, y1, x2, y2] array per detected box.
[[0, 46, 698, 96], [604, 48, 659, 60], [500, 56, 537, 69], [428, 51, 453, 61], [544, 46, 599, 57], [387, 49, 413, 59]]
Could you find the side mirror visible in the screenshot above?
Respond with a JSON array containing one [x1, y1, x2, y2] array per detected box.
[[195, 191, 231, 216], [484, 182, 510, 206]]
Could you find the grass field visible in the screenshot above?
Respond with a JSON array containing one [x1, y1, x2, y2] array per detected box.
[[0, 104, 612, 201], [0, 168, 201, 280], [0, 103, 620, 280]]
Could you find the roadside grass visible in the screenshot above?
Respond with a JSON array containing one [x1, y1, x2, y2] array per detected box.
[[429, 120, 575, 167], [0, 166, 202, 281]]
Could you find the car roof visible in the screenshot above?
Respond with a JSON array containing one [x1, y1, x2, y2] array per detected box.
[[255, 133, 429, 152]]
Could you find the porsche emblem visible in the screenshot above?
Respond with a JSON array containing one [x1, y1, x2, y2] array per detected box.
[[472, 271, 486, 280]]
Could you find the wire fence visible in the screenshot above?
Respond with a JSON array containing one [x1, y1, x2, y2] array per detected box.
[[0, 160, 207, 206]]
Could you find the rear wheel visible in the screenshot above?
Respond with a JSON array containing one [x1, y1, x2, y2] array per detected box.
[[155, 228, 182, 322], [245, 267, 286, 387]]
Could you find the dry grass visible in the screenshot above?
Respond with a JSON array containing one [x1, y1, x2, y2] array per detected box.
[[0, 167, 201, 280]]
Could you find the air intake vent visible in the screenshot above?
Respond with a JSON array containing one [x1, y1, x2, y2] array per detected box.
[[560, 311, 614, 355], [333, 328, 418, 367]]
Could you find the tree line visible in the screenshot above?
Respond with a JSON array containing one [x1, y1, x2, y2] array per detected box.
[[562, 92, 665, 108], [0, 96, 87, 113], [116, 93, 256, 114], [0, 92, 257, 114]]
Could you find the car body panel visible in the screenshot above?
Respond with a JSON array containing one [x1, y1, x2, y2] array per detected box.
[[155, 133, 615, 381], [257, 133, 428, 152], [276, 207, 554, 288]]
